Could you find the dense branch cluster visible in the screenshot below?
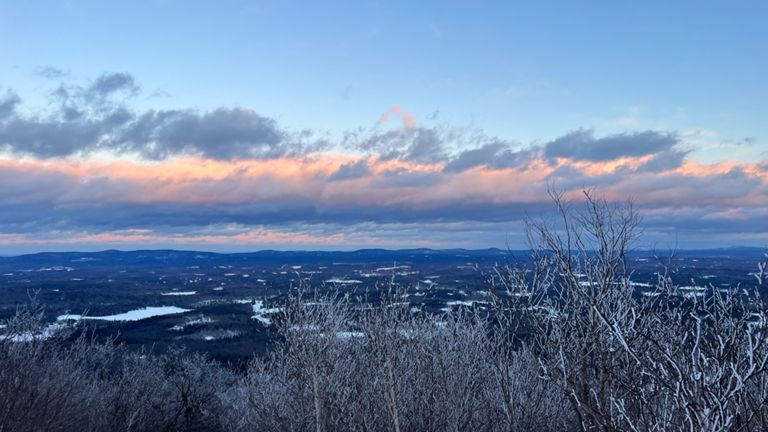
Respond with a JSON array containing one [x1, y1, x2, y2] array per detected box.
[[1, 191, 767, 431]]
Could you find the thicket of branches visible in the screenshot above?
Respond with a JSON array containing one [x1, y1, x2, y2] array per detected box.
[[1, 190, 767, 432]]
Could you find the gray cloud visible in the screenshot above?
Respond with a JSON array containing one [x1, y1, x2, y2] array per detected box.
[[443, 142, 508, 172], [344, 127, 449, 164], [0, 185, 549, 234], [443, 142, 536, 172], [0, 114, 114, 158], [544, 129, 679, 162], [637, 149, 690, 172], [35, 66, 70, 80], [85, 72, 139, 100], [0, 90, 20, 120], [118, 108, 297, 160], [328, 159, 371, 181], [0, 73, 319, 160]]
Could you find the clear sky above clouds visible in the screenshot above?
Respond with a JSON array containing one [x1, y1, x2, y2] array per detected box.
[[0, 0, 766, 253]]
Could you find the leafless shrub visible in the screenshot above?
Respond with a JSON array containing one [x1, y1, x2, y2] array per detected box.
[[495, 189, 768, 431], [0, 299, 113, 431], [0, 301, 234, 432], [226, 284, 572, 432]]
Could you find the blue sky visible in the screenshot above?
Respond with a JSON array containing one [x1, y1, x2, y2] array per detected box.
[[0, 1, 766, 252], [3, 1, 767, 152]]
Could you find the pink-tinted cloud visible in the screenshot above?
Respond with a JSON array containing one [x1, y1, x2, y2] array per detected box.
[[0, 152, 765, 209], [0, 149, 764, 252], [378, 106, 416, 129]]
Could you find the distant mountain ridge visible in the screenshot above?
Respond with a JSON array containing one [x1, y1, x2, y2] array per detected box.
[[0, 246, 764, 267]]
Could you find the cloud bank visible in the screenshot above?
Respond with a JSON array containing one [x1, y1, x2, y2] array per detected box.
[[0, 73, 765, 251]]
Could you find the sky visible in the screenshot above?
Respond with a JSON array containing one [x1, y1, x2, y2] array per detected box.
[[0, 0, 766, 253]]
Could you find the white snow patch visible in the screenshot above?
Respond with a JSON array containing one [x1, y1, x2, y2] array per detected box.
[[58, 306, 191, 322], [38, 266, 74, 272], [336, 331, 364, 339], [252, 300, 282, 325], [72, 257, 98, 262], [325, 278, 363, 284], [446, 300, 476, 307], [0, 322, 70, 342], [171, 316, 213, 331], [374, 265, 410, 272]]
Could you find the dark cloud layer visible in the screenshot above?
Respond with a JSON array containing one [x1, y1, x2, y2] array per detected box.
[[328, 159, 371, 181], [118, 109, 295, 160], [444, 142, 536, 172], [0, 156, 763, 240], [637, 149, 690, 172], [544, 129, 679, 162]]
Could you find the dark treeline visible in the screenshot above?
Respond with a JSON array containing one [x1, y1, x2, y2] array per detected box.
[[2, 191, 767, 432]]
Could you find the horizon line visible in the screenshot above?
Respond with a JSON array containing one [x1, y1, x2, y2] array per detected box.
[[1, 245, 765, 258]]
